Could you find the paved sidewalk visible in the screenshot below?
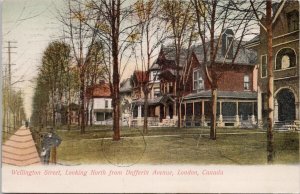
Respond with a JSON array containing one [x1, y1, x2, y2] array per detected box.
[[2, 126, 41, 166]]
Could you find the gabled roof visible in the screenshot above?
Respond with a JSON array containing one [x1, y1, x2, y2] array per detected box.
[[133, 70, 148, 83], [192, 40, 257, 66], [120, 78, 133, 93], [151, 45, 190, 70], [86, 82, 111, 98], [132, 95, 174, 106]]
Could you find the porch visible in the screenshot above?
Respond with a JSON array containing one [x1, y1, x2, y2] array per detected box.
[[182, 91, 258, 128]]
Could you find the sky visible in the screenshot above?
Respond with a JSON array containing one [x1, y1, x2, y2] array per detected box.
[[2, 0, 67, 118], [2, 0, 156, 118], [2, 0, 261, 118]]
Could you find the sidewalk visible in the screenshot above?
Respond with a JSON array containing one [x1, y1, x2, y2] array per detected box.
[[2, 126, 41, 166]]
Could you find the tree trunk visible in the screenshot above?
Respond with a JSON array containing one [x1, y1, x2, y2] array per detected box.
[[90, 100, 94, 126], [52, 98, 56, 127], [210, 87, 217, 140], [80, 70, 85, 134], [143, 88, 149, 134], [111, 0, 121, 141], [266, 0, 274, 164]]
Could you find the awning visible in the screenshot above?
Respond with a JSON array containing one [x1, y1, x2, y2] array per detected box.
[[93, 109, 113, 113]]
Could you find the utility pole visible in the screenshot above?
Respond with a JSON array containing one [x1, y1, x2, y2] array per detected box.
[[3, 41, 17, 132]]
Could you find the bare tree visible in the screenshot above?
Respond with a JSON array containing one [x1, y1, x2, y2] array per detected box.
[[84, 0, 138, 140], [59, 0, 101, 133], [250, 0, 274, 163], [133, 0, 168, 133], [193, 0, 255, 140], [160, 0, 196, 128]]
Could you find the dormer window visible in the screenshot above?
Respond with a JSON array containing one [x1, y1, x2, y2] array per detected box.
[[193, 69, 204, 91], [287, 10, 299, 32], [222, 29, 234, 59], [275, 48, 296, 70]]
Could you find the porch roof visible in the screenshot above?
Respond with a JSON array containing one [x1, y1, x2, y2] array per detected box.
[[132, 95, 174, 106], [93, 109, 112, 112], [183, 90, 257, 100]]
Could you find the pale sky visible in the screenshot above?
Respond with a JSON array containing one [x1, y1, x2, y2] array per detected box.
[[2, 0, 260, 118], [2, 0, 67, 118], [1, 0, 152, 118]]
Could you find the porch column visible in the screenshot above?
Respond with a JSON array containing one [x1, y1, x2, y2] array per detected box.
[[251, 102, 256, 125], [257, 88, 263, 127], [192, 102, 195, 126], [184, 103, 187, 120], [138, 105, 142, 118], [274, 99, 278, 122], [166, 105, 169, 119], [296, 101, 300, 120], [235, 101, 240, 127], [201, 100, 205, 126], [174, 101, 177, 117], [137, 105, 143, 126], [218, 101, 224, 127]]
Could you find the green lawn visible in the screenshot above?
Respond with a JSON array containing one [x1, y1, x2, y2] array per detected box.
[[55, 126, 299, 165]]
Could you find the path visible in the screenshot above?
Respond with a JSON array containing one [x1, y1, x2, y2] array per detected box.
[[2, 126, 41, 166]]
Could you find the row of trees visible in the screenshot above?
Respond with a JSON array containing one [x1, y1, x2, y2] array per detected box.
[[2, 86, 26, 132]]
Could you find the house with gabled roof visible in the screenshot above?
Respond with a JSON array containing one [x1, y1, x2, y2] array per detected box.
[[181, 30, 258, 128], [86, 81, 113, 125]]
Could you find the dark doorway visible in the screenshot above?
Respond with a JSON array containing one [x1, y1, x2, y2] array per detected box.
[[277, 89, 296, 121], [160, 104, 164, 121], [169, 104, 173, 119]]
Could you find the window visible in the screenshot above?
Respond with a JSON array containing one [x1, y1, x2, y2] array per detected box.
[[261, 55, 267, 78], [287, 11, 299, 32], [150, 71, 159, 82], [193, 69, 204, 91], [96, 112, 104, 121], [154, 88, 160, 97], [226, 35, 234, 59], [105, 100, 108, 108], [244, 75, 250, 90], [275, 48, 296, 70]]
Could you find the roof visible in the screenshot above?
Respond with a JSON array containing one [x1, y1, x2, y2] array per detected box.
[[192, 41, 257, 66], [120, 78, 133, 93], [183, 90, 257, 100], [246, 35, 260, 46], [132, 95, 174, 106], [86, 82, 111, 98], [2, 126, 41, 166], [151, 45, 190, 71], [134, 70, 148, 83]]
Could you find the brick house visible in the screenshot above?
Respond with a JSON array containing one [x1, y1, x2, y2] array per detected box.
[[246, 1, 299, 127], [122, 33, 258, 127], [181, 31, 258, 127]]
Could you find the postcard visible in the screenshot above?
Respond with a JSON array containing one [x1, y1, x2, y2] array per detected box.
[[1, 0, 300, 193]]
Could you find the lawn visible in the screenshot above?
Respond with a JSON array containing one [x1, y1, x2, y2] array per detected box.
[[55, 126, 299, 165]]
